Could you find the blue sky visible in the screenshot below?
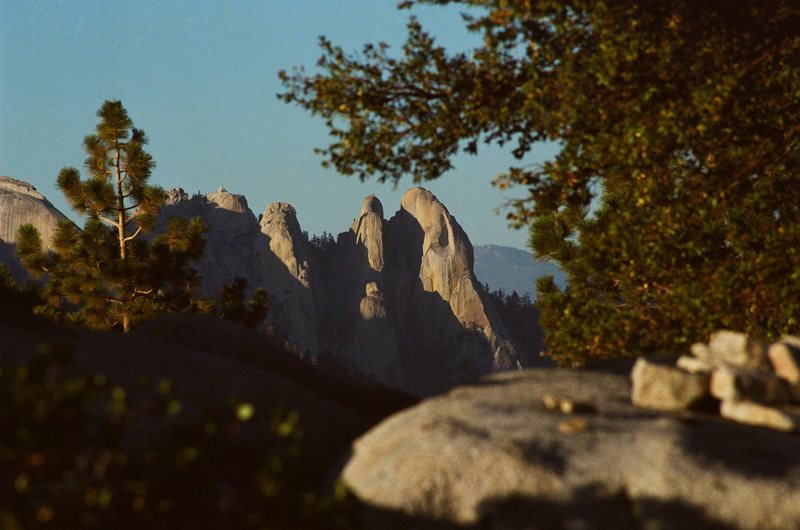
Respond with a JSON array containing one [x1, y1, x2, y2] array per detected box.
[[1, 0, 556, 249]]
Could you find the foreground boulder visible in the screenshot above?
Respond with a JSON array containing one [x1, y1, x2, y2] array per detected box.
[[341, 368, 800, 529]]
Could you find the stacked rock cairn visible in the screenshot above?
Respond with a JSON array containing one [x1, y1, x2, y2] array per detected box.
[[631, 331, 800, 432]]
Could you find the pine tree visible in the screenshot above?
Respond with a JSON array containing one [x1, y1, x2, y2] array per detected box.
[[217, 277, 271, 329], [17, 100, 207, 332]]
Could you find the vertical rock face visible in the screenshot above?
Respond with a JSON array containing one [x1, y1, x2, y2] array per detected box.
[[255, 202, 319, 356], [352, 281, 401, 384], [352, 195, 385, 272], [324, 196, 401, 384], [383, 188, 521, 393], [399, 187, 472, 299], [0, 177, 71, 280]]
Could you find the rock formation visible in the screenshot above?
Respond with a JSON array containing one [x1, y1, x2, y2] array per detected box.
[[0, 176, 71, 280], [0, 178, 521, 395], [255, 202, 320, 356], [158, 188, 260, 297], [374, 188, 520, 393], [341, 367, 800, 529], [158, 186, 520, 394], [158, 190, 321, 356]]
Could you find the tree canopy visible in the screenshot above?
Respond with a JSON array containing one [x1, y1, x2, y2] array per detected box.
[[17, 100, 207, 332], [280, 0, 800, 364]]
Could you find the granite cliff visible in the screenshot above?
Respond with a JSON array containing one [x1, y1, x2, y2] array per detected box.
[[159, 186, 521, 395], [0, 179, 521, 395], [0, 177, 70, 280]]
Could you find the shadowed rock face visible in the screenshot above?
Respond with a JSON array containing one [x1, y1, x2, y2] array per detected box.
[[352, 281, 401, 385], [317, 188, 520, 394], [0, 177, 71, 280], [159, 188, 260, 297], [160, 190, 321, 357]]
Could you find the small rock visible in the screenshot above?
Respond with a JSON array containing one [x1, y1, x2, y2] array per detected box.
[[703, 330, 767, 369], [559, 399, 597, 414], [542, 394, 597, 414], [690, 342, 711, 359], [631, 357, 711, 411], [677, 355, 715, 374], [720, 400, 800, 432], [768, 337, 800, 385], [542, 393, 559, 411], [710, 366, 789, 404], [558, 418, 589, 434]]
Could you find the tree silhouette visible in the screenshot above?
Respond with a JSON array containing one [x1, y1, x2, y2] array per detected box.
[[217, 277, 271, 329], [17, 100, 207, 332], [280, 0, 800, 364]]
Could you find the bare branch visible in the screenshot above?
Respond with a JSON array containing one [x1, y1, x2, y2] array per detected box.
[[123, 226, 144, 242], [97, 214, 120, 229]]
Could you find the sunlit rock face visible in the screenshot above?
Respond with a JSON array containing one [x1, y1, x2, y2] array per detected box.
[[0, 177, 71, 280], [352, 195, 385, 272], [255, 202, 319, 356], [381, 188, 521, 394], [0, 177, 70, 249]]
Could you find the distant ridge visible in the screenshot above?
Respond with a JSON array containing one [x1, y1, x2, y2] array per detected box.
[[473, 244, 567, 299]]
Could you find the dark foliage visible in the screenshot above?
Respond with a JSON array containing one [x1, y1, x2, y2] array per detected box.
[[217, 277, 271, 329], [0, 264, 42, 322], [484, 284, 546, 366], [0, 346, 359, 529]]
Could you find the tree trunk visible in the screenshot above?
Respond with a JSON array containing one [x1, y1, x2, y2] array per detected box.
[[115, 142, 130, 332], [115, 145, 127, 260]]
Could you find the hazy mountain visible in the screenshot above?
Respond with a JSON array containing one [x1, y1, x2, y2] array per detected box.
[[474, 244, 567, 299]]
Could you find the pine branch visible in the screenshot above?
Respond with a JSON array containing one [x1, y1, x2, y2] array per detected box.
[[123, 226, 144, 242], [97, 214, 121, 229]]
